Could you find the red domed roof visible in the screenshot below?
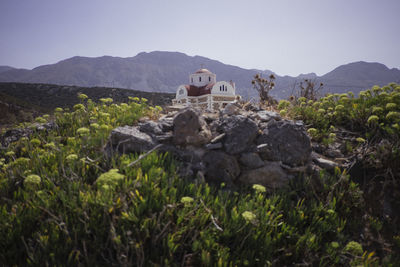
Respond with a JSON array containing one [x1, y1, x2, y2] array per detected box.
[[194, 68, 212, 74]]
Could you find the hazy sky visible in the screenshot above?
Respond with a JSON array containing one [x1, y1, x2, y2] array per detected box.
[[0, 0, 399, 76]]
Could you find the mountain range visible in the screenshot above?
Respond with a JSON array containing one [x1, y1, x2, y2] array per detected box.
[[1, 51, 399, 99]]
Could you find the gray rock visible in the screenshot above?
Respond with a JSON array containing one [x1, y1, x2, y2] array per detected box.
[[0, 122, 57, 147], [325, 147, 344, 158], [173, 108, 211, 146], [158, 116, 174, 132], [238, 161, 289, 189], [221, 115, 258, 154], [159, 145, 205, 167], [154, 133, 173, 143], [0, 128, 33, 147], [313, 156, 338, 171], [32, 122, 58, 131], [222, 103, 240, 116], [257, 120, 311, 166], [202, 113, 219, 124], [239, 153, 265, 169], [109, 126, 156, 154], [138, 121, 163, 136], [203, 151, 240, 186], [256, 110, 281, 122], [205, 142, 223, 150]]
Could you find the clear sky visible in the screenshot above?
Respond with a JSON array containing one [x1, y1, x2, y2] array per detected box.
[[0, 0, 399, 76]]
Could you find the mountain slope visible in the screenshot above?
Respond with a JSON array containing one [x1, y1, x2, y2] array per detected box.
[[0, 66, 16, 74], [1, 52, 399, 99], [320, 61, 400, 94]]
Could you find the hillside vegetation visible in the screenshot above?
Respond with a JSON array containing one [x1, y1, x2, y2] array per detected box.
[[0, 84, 399, 265], [0, 82, 174, 129]]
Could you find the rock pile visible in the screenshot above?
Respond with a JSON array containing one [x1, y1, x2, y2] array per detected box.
[[0, 122, 56, 148], [105, 105, 324, 190]]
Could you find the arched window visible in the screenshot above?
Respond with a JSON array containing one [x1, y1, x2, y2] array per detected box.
[[209, 76, 211, 82], [191, 78, 193, 83], [199, 77, 201, 82]]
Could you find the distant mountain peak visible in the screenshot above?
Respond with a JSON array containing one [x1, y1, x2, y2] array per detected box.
[[297, 73, 317, 79], [0, 52, 399, 99]]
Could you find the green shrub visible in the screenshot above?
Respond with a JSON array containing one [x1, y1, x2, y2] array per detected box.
[[0, 94, 394, 266]]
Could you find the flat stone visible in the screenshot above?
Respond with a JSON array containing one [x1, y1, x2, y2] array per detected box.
[[205, 142, 223, 150], [154, 133, 173, 143], [109, 126, 156, 154], [313, 157, 338, 171], [256, 110, 281, 122]]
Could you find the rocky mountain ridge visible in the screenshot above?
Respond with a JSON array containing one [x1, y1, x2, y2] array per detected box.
[[1, 51, 399, 99]]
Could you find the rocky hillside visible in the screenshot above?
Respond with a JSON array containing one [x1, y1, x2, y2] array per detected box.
[[1, 51, 399, 99], [0, 82, 174, 129], [1, 85, 399, 265]]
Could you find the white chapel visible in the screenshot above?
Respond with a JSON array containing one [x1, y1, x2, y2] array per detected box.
[[172, 68, 239, 111]]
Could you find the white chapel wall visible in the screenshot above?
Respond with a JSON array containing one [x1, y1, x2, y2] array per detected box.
[[211, 81, 235, 95]]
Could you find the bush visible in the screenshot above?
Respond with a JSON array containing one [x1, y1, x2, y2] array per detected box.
[[0, 94, 392, 265]]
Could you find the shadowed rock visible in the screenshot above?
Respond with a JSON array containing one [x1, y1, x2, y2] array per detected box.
[[257, 120, 311, 166], [239, 152, 265, 169], [173, 108, 211, 146], [238, 161, 289, 189], [203, 151, 240, 186], [220, 115, 258, 154], [109, 126, 156, 154]]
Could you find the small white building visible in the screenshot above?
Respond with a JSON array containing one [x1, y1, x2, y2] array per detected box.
[[172, 68, 239, 111]]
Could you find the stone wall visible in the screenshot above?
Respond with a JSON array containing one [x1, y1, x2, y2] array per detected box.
[[105, 104, 334, 190]]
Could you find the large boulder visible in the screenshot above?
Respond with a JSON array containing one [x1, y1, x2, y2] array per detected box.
[[173, 108, 211, 146], [257, 120, 311, 166], [239, 152, 265, 169], [220, 115, 258, 154], [238, 161, 290, 189], [108, 126, 156, 154], [203, 151, 240, 186]]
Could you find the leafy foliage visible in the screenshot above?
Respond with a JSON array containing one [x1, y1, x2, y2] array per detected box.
[[279, 83, 400, 144], [0, 93, 394, 265], [278, 83, 400, 264]]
